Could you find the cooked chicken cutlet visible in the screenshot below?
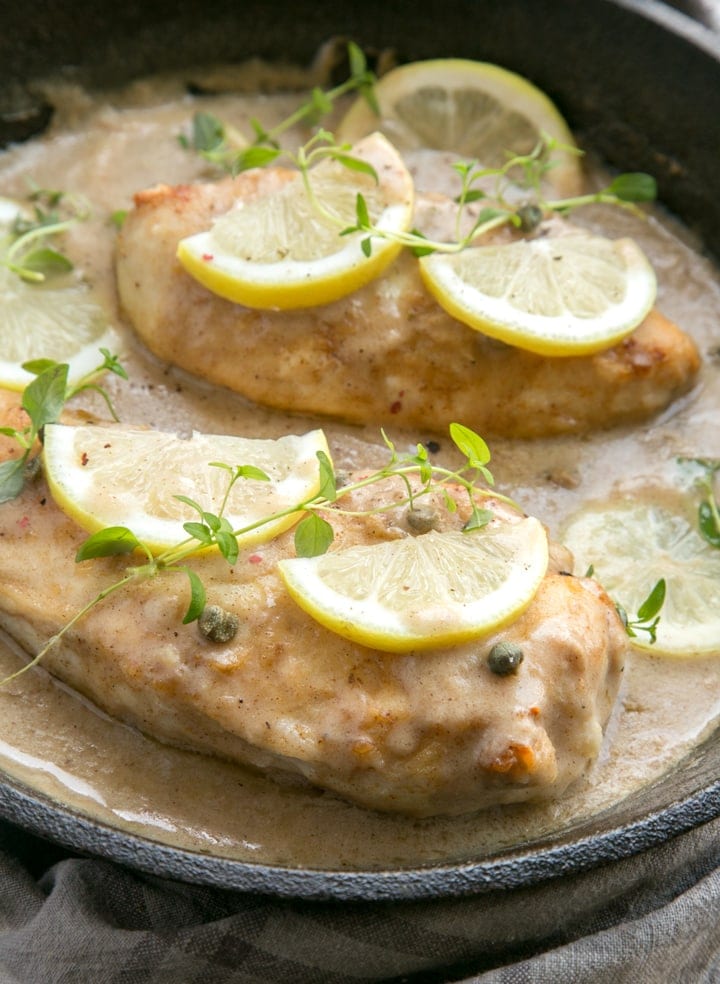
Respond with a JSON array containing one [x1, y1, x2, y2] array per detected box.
[[116, 173, 700, 439], [0, 448, 626, 817]]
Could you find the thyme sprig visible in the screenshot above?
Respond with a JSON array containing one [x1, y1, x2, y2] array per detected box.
[[615, 578, 666, 644], [0, 418, 512, 683], [1, 186, 90, 284], [343, 148, 657, 259], [180, 44, 657, 262], [179, 41, 378, 175], [0, 351, 127, 504], [73, 421, 508, 628]]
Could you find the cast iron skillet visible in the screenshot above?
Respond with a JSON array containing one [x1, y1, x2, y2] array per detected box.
[[0, 0, 719, 901]]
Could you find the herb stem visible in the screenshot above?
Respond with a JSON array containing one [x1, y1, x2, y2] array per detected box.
[[0, 569, 141, 686]]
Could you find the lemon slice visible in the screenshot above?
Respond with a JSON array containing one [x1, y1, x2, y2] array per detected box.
[[418, 232, 657, 356], [336, 59, 583, 196], [42, 423, 331, 553], [177, 132, 414, 309], [0, 198, 117, 391], [278, 519, 548, 652], [562, 500, 720, 657]]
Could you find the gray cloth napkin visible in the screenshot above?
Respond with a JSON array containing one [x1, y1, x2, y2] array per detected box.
[[0, 812, 718, 983]]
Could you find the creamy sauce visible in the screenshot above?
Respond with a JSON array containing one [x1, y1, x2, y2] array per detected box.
[[0, 67, 719, 870]]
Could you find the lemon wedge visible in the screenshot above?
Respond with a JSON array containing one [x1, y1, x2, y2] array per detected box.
[[336, 58, 583, 196], [0, 198, 117, 391], [418, 232, 657, 356], [42, 423, 331, 553], [278, 519, 548, 653], [177, 132, 414, 309], [562, 500, 720, 657]]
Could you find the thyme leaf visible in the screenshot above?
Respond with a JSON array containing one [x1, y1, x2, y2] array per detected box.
[[616, 578, 666, 644]]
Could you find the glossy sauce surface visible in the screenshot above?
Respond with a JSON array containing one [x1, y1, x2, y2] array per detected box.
[[0, 68, 719, 869]]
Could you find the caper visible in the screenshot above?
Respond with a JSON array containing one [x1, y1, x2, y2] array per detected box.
[[487, 641, 524, 676], [198, 604, 239, 643], [406, 504, 438, 533], [516, 204, 544, 233], [23, 456, 42, 482]]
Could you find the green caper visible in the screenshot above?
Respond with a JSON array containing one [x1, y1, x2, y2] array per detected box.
[[516, 204, 544, 233], [23, 456, 42, 482], [487, 641, 524, 676], [198, 604, 239, 643], [406, 504, 438, 533]]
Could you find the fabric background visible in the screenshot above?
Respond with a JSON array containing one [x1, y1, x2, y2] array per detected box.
[[0, 811, 719, 983], [1, 2, 719, 981]]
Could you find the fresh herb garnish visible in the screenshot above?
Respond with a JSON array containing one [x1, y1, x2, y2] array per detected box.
[[0, 350, 127, 504], [1, 187, 89, 284], [179, 46, 656, 263], [179, 41, 377, 175], [0, 399, 521, 682], [615, 578, 666, 644]]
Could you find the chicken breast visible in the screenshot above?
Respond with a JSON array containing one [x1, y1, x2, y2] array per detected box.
[[116, 173, 700, 439], [0, 448, 626, 817]]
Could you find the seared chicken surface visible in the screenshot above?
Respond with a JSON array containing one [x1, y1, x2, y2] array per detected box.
[[116, 173, 700, 439], [0, 450, 626, 817]]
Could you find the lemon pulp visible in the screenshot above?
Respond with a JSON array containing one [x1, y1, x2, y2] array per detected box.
[[42, 424, 331, 553], [278, 519, 548, 652], [177, 132, 414, 309], [562, 500, 720, 657], [419, 232, 657, 355]]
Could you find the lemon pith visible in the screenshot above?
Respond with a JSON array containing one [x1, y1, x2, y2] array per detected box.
[[177, 132, 414, 309], [42, 424, 331, 553], [278, 519, 549, 652]]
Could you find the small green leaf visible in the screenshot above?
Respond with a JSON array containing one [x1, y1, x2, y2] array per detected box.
[[355, 192, 371, 228], [607, 172, 657, 203], [22, 363, 69, 431], [202, 512, 222, 532], [182, 569, 207, 624], [20, 247, 73, 277], [698, 501, 720, 547], [294, 513, 334, 557], [316, 450, 337, 502], [463, 506, 494, 532], [0, 457, 28, 503], [99, 348, 129, 380], [471, 206, 507, 228], [334, 155, 378, 183], [456, 189, 486, 204], [191, 111, 226, 153], [111, 210, 127, 228], [174, 494, 205, 517], [20, 358, 58, 376], [75, 526, 140, 561], [449, 422, 491, 470], [361, 237, 372, 258], [636, 578, 666, 621], [215, 530, 239, 565], [232, 146, 281, 173], [235, 464, 271, 482], [183, 521, 214, 545], [347, 41, 367, 80]]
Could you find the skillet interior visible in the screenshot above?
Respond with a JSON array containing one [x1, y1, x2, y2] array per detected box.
[[0, 0, 718, 899]]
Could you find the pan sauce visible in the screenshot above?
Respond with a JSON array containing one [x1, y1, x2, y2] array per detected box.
[[0, 67, 719, 869]]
